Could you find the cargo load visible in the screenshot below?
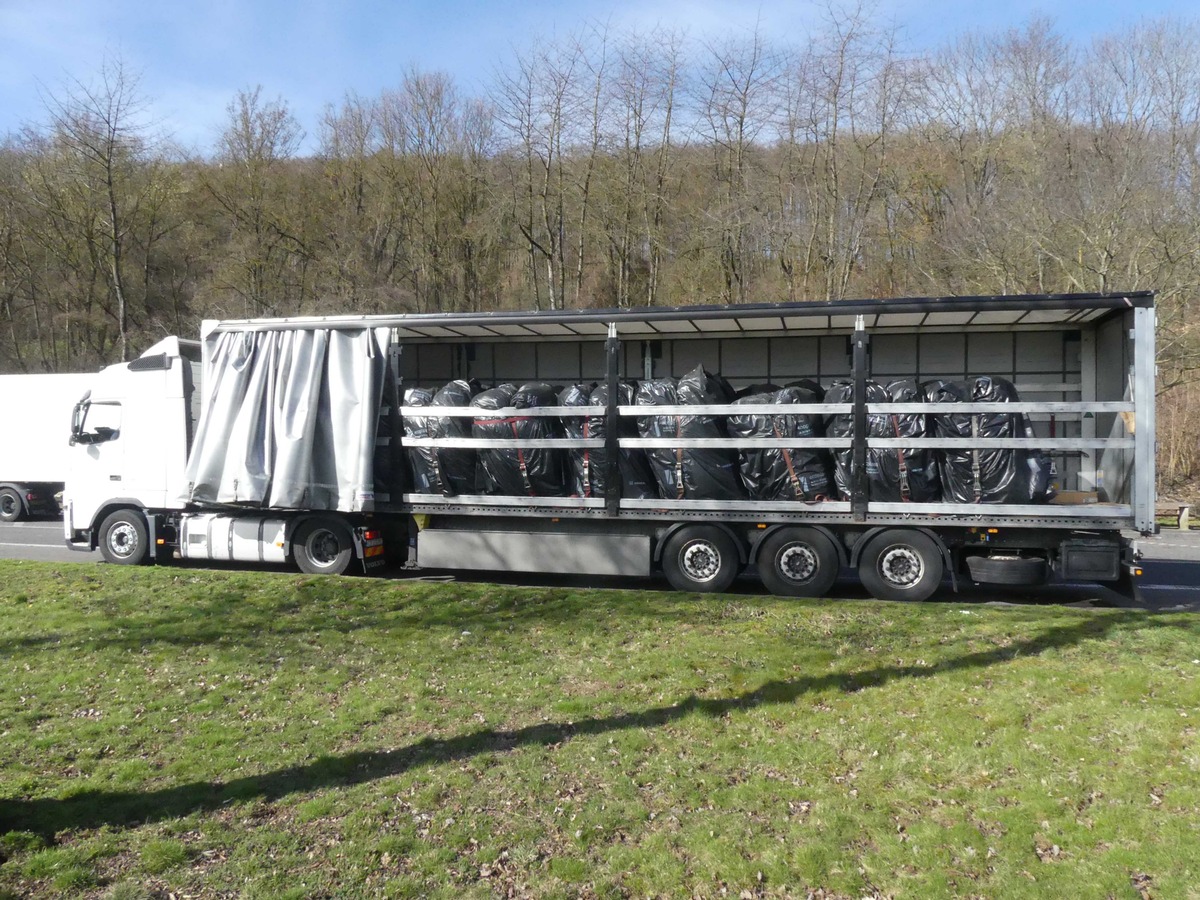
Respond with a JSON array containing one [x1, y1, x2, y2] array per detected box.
[[402, 387, 441, 494], [472, 382, 567, 496], [727, 386, 833, 501], [927, 376, 1056, 504], [825, 379, 941, 502], [411, 379, 479, 496], [560, 382, 656, 499], [636, 364, 745, 501]]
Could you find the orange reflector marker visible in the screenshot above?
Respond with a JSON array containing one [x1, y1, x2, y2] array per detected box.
[[987, 528, 999, 534], [757, 523, 767, 529], [156, 538, 165, 545], [1135, 568, 1143, 576]]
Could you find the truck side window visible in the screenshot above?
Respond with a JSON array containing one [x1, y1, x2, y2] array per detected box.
[[83, 402, 122, 442]]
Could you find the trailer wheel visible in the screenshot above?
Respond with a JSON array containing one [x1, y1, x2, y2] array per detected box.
[[98, 509, 150, 565], [858, 529, 943, 602], [757, 527, 840, 598], [293, 517, 354, 576], [0, 487, 24, 522], [661, 526, 740, 594]]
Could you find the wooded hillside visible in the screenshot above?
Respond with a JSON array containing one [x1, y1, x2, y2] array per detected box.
[[1, 14, 1197, 488]]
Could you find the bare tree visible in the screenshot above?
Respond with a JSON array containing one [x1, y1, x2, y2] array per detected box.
[[41, 57, 157, 360], [207, 87, 308, 316], [694, 23, 783, 303], [494, 38, 588, 309]]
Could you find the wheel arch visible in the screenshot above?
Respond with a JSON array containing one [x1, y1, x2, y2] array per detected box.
[[749, 524, 848, 568], [849, 525, 952, 572], [285, 511, 357, 549], [84, 499, 148, 551], [653, 521, 747, 565]]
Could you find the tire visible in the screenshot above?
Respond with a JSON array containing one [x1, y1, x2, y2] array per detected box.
[[293, 517, 354, 576], [0, 487, 24, 522], [98, 509, 150, 565], [857, 529, 944, 603], [757, 527, 841, 598], [966, 554, 1048, 586], [661, 525, 741, 594]]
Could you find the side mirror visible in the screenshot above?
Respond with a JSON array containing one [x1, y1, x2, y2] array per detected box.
[[69, 393, 92, 446]]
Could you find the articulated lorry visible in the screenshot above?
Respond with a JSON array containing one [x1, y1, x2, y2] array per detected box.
[[0, 373, 96, 521], [62, 292, 1155, 602]]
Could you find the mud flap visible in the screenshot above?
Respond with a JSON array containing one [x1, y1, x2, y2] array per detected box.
[[353, 524, 388, 573], [1109, 541, 1145, 604]]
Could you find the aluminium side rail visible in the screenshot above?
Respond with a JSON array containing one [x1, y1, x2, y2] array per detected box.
[[397, 395, 1138, 528]]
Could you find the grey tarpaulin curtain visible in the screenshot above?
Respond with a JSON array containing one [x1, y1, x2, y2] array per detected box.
[[182, 326, 391, 511]]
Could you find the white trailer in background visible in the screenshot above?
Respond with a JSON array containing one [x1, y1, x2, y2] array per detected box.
[[0, 372, 95, 520], [62, 292, 1156, 602]]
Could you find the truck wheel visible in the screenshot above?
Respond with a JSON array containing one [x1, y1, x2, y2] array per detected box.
[[99, 509, 150, 565], [966, 554, 1048, 586], [858, 529, 944, 603], [293, 517, 354, 576], [661, 525, 740, 594], [0, 487, 24, 522], [757, 527, 840, 598]]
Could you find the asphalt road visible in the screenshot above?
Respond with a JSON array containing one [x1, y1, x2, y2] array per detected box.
[[0, 519, 89, 563], [1, 517, 1196, 611]]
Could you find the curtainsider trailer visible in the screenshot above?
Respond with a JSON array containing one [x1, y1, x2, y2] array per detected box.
[[62, 292, 1156, 602], [0, 372, 96, 521]]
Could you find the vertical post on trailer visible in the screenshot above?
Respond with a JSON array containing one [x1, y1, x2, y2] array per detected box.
[[852, 315, 870, 522], [1133, 304, 1156, 533], [386, 340, 408, 501], [605, 323, 621, 517]]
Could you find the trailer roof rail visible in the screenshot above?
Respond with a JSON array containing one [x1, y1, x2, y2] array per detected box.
[[203, 291, 1155, 338]]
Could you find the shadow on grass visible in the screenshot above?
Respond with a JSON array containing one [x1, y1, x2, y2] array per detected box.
[[0, 609, 1164, 838], [0, 575, 716, 657]]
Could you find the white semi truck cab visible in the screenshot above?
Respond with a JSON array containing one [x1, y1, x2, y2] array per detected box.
[[64, 333, 386, 573], [64, 336, 196, 546]]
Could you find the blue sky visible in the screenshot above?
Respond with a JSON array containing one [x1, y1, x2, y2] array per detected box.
[[1, 0, 1196, 155]]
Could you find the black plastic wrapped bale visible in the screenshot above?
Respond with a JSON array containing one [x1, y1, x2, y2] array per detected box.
[[560, 383, 595, 496], [785, 378, 826, 401], [825, 379, 941, 503], [412, 380, 480, 496], [472, 382, 568, 496], [728, 386, 834, 501], [588, 382, 657, 499], [927, 376, 1056, 504], [403, 387, 440, 494], [735, 383, 781, 399], [635, 364, 746, 501]]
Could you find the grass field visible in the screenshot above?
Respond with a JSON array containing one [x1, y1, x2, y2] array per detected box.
[[0, 560, 1197, 899]]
